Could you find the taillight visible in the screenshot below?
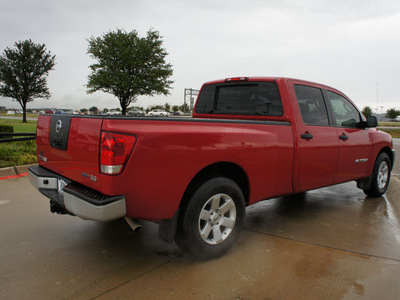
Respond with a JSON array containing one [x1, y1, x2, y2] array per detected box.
[[100, 131, 136, 175]]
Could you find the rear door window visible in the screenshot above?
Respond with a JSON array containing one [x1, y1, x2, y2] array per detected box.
[[294, 85, 330, 126]]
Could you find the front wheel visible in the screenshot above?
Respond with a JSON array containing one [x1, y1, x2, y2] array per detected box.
[[363, 153, 391, 197], [176, 177, 245, 259]]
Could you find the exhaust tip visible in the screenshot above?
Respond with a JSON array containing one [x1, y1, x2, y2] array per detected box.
[[125, 217, 143, 232]]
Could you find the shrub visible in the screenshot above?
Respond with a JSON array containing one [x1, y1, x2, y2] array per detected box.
[[0, 125, 13, 139], [0, 140, 37, 167]]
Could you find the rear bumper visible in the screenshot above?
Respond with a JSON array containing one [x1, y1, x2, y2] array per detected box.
[[28, 165, 126, 222]]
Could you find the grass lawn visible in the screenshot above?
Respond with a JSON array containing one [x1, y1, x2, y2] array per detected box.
[[0, 119, 38, 168], [378, 122, 400, 127], [0, 119, 38, 133], [379, 129, 400, 139], [0, 112, 39, 118]]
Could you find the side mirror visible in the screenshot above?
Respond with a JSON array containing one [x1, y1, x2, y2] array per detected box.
[[366, 116, 378, 128]]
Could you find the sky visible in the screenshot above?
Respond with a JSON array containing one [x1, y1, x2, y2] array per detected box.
[[1, 0, 400, 113]]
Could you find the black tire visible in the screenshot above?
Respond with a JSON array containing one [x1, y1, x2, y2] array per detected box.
[[176, 177, 245, 259], [363, 153, 391, 197]]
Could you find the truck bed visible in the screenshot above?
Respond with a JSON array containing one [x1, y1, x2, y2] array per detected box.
[[36, 114, 294, 221]]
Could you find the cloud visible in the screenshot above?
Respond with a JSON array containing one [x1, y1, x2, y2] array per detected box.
[[1, 0, 400, 111]]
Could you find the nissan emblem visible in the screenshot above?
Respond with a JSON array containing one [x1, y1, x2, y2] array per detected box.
[[55, 120, 62, 133]]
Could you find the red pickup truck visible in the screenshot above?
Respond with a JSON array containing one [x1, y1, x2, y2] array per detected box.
[[29, 77, 395, 259]]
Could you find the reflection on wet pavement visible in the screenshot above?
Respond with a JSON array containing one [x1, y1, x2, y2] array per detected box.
[[245, 182, 400, 261]]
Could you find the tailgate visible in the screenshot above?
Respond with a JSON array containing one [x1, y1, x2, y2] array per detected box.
[[36, 115, 103, 190]]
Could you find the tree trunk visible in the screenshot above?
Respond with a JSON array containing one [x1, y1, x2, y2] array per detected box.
[[120, 99, 127, 115], [21, 101, 27, 123]]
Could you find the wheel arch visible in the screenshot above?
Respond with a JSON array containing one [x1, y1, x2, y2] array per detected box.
[[378, 146, 394, 170], [160, 162, 249, 244], [180, 162, 250, 210]]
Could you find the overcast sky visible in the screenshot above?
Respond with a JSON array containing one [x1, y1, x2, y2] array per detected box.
[[1, 0, 400, 112]]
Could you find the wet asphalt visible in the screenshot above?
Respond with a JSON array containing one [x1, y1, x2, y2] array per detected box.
[[392, 138, 400, 176], [1, 175, 400, 299]]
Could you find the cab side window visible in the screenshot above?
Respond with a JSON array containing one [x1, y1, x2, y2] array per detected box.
[[326, 91, 361, 128], [294, 85, 329, 126]]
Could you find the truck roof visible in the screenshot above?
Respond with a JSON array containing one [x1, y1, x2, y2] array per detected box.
[[204, 77, 339, 92]]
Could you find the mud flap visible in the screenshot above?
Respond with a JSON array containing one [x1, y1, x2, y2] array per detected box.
[[159, 209, 180, 244], [357, 175, 372, 190]]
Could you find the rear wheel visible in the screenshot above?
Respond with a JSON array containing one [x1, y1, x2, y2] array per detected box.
[[363, 153, 391, 197], [176, 177, 245, 259]]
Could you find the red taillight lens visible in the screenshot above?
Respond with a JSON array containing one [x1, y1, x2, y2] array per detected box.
[[100, 131, 136, 175]]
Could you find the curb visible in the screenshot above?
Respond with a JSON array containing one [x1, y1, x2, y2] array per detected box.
[[387, 175, 400, 219], [0, 164, 37, 178]]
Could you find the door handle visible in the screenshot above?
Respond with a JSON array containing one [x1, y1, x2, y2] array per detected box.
[[301, 133, 313, 140], [339, 134, 349, 140]]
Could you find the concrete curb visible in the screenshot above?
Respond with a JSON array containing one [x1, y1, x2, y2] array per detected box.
[[0, 164, 37, 178], [387, 175, 400, 219]]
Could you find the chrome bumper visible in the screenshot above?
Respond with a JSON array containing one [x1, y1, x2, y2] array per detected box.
[[28, 165, 126, 222]]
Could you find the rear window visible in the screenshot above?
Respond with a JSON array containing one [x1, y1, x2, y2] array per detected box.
[[195, 82, 283, 116]]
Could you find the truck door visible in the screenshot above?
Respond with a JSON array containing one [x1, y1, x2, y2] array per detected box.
[[291, 84, 339, 191], [325, 90, 371, 182]]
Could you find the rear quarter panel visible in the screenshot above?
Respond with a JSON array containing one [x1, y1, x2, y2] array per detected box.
[[101, 119, 294, 221]]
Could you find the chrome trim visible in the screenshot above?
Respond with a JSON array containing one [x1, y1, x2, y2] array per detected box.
[[29, 165, 126, 222], [28, 169, 58, 189], [64, 192, 126, 222]]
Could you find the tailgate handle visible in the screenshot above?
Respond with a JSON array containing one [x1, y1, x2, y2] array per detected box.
[[339, 134, 349, 140]]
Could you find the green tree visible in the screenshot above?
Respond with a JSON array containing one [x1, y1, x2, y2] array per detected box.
[[152, 105, 164, 110], [164, 102, 171, 112], [386, 108, 400, 120], [362, 106, 373, 118], [80, 108, 88, 114], [172, 105, 179, 112], [86, 28, 173, 115], [89, 106, 99, 114], [179, 103, 189, 113], [0, 39, 55, 122]]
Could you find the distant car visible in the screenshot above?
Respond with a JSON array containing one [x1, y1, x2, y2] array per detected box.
[[107, 110, 120, 115], [128, 109, 145, 116], [148, 109, 168, 117], [170, 111, 182, 116], [55, 110, 67, 114]]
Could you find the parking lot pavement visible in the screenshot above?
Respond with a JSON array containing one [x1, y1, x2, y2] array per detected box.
[[393, 139, 400, 176], [1, 176, 400, 299]]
